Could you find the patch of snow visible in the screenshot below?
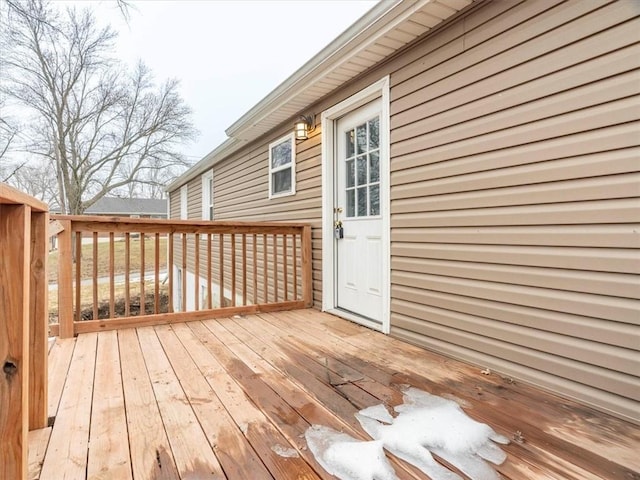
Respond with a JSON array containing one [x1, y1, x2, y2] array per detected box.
[[358, 388, 509, 480], [305, 387, 509, 480], [305, 425, 398, 480], [271, 444, 299, 458], [358, 404, 394, 424]]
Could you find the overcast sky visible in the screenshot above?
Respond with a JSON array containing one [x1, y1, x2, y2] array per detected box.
[[72, 0, 378, 164]]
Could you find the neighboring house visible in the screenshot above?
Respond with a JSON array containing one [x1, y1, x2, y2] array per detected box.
[[167, 0, 639, 423], [84, 197, 168, 218]]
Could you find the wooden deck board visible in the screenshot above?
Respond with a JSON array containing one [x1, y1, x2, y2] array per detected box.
[[30, 309, 640, 480], [87, 331, 132, 479]]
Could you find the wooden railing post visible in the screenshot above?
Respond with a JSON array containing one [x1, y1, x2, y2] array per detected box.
[[29, 211, 48, 429], [0, 203, 31, 480], [57, 220, 74, 338], [301, 225, 313, 308]]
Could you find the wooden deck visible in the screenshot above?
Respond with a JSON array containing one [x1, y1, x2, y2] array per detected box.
[[30, 309, 639, 480]]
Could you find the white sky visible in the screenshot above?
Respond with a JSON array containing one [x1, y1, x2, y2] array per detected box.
[[68, 0, 379, 164]]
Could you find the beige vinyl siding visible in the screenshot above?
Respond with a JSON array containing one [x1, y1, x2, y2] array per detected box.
[[387, 0, 640, 422], [169, 190, 180, 219]]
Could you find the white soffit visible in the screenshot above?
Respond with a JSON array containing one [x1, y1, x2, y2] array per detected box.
[[168, 0, 472, 191]]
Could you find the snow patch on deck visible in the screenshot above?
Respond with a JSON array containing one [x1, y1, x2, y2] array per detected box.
[[305, 387, 509, 480]]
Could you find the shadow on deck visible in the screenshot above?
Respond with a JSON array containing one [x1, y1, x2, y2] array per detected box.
[[30, 309, 639, 480]]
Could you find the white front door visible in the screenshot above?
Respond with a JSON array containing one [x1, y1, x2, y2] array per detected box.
[[335, 100, 383, 325]]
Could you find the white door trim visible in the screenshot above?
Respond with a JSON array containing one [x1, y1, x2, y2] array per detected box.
[[321, 76, 391, 334]]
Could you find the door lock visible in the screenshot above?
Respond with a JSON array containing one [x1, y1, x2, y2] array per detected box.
[[334, 207, 343, 213], [334, 220, 344, 239]]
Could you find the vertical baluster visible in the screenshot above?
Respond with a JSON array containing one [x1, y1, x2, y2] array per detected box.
[[154, 233, 160, 314], [262, 233, 268, 303], [140, 232, 145, 315], [194, 233, 200, 310], [273, 233, 278, 302], [242, 234, 247, 306], [75, 232, 81, 322], [125, 232, 130, 317], [219, 233, 224, 308], [231, 233, 236, 307], [181, 233, 187, 311], [109, 232, 115, 318], [293, 233, 298, 300], [168, 233, 174, 313], [252, 233, 257, 305], [92, 232, 98, 320], [207, 234, 212, 309], [282, 233, 288, 301]]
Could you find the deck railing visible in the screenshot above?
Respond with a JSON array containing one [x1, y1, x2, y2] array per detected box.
[[0, 183, 49, 480], [49, 215, 313, 338]]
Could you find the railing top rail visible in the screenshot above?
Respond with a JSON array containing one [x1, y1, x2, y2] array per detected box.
[[0, 183, 48, 212], [51, 214, 311, 234]]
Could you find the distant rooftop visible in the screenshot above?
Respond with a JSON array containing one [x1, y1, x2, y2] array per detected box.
[[84, 197, 167, 216]]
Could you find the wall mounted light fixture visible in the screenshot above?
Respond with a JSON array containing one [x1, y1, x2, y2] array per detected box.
[[294, 114, 315, 140]]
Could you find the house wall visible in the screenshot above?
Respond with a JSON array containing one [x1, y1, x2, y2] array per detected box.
[[170, 0, 640, 422]]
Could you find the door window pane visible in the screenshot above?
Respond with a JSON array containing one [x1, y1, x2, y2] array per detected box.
[[369, 151, 379, 183], [346, 189, 355, 217], [368, 117, 379, 150], [357, 187, 367, 216], [369, 184, 380, 216], [356, 124, 367, 154], [346, 159, 355, 188], [346, 130, 355, 158], [356, 155, 367, 186]]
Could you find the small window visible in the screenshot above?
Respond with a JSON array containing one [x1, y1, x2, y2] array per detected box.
[[202, 171, 214, 220], [268, 133, 296, 198]]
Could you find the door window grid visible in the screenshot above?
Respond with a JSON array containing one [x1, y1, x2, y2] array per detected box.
[[344, 116, 380, 217]]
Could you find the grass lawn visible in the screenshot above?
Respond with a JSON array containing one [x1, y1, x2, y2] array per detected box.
[[48, 235, 168, 284]]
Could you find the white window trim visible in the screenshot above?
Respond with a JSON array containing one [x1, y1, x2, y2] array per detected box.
[[268, 133, 296, 199], [321, 76, 391, 334], [180, 185, 188, 220], [202, 170, 214, 220]]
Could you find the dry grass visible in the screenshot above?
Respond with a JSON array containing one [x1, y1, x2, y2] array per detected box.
[[49, 235, 168, 284]]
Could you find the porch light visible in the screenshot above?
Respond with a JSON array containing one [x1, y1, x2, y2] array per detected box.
[[294, 114, 315, 140]]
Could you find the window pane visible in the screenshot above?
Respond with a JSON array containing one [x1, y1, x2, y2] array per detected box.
[[356, 155, 367, 186], [346, 189, 355, 217], [271, 140, 291, 169], [272, 168, 291, 194], [368, 117, 379, 150], [346, 130, 355, 158], [356, 123, 367, 154], [369, 184, 380, 216], [357, 187, 367, 216], [346, 159, 355, 188], [369, 151, 379, 183]]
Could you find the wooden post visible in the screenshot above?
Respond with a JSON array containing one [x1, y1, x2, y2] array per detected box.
[[0, 204, 30, 480], [301, 225, 313, 308], [57, 219, 74, 338], [29, 211, 48, 430]]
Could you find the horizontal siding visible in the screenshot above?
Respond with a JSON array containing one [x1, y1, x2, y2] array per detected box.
[[388, 0, 640, 423]]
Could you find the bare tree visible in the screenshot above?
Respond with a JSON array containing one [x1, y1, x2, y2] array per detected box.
[[1, 0, 196, 213]]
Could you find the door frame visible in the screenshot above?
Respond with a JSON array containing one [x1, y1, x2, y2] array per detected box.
[[321, 76, 391, 333]]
